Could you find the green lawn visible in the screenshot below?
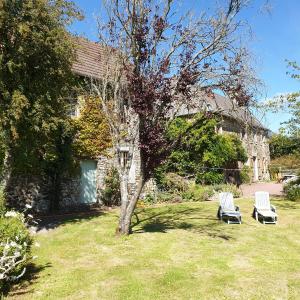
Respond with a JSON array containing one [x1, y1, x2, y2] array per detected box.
[[9, 199, 300, 300]]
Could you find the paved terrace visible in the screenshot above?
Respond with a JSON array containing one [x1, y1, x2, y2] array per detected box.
[[241, 182, 283, 198]]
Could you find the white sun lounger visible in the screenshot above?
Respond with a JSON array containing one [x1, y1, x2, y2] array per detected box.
[[254, 191, 277, 224], [218, 192, 241, 224]]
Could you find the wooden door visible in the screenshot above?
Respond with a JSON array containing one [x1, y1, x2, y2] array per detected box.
[[80, 160, 97, 204]]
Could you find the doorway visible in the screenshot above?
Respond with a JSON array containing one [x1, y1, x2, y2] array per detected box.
[[253, 156, 259, 181], [80, 160, 97, 204]]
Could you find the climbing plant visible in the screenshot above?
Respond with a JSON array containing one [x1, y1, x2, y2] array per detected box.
[[155, 113, 247, 185], [73, 96, 112, 159], [0, 0, 82, 211]]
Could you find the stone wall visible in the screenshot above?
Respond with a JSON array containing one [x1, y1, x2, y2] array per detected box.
[[5, 116, 270, 213], [95, 147, 142, 204], [6, 175, 85, 214], [221, 116, 270, 181], [60, 177, 81, 211], [96, 155, 113, 204], [6, 153, 124, 214], [141, 178, 158, 199], [6, 176, 50, 213]]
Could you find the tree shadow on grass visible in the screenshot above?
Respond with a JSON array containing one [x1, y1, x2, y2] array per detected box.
[[271, 195, 284, 199], [6, 262, 52, 297], [273, 200, 299, 210], [132, 206, 235, 240], [35, 208, 107, 232]]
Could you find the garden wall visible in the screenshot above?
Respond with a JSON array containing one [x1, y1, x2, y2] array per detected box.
[[5, 175, 84, 214]]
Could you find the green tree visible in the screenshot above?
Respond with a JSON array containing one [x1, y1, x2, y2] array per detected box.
[[156, 114, 247, 185], [269, 132, 300, 159], [0, 0, 82, 201], [265, 61, 300, 138], [284, 61, 300, 137]]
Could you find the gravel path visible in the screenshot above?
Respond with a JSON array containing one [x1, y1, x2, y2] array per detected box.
[[240, 182, 284, 198]]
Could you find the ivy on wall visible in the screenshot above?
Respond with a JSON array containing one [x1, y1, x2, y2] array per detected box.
[[155, 113, 248, 185], [0, 95, 113, 176], [73, 96, 112, 159]]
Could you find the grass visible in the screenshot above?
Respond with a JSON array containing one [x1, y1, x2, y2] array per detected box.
[[8, 198, 300, 300]]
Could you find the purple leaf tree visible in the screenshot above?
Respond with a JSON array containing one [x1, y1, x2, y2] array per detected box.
[[91, 0, 260, 235]]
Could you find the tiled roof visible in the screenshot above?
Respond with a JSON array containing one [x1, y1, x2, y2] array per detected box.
[[176, 92, 268, 131], [72, 38, 113, 80], [72, 38, 267, 131]]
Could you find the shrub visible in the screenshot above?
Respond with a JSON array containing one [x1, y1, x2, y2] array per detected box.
[[286, 185, 300, 201], [101, 168, 121, 206], [181, 184, 214, 202], [155, 184, 214, 203], [0, 213, 32, 292], [154, 185, 214, 204], [212, 184, 241, 198], [284, 181, 300, 201], [159, 173, 189, 193], [144, 194, 156, 204], [156, 192, 182, 203], [196, 171, 224, 185], [269, 166, 280, 181], [240, 165, 251, 184]]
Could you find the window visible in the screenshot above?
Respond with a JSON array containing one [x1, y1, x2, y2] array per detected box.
[[122, 151, 128, 169], [206, 103, 212, 111], [67, 97, 79, 118], [253, 132, 257, 143], [118, 146, 130, 169], [241, 130, 247, 140]]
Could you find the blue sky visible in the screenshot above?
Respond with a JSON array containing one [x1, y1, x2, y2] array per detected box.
[[70, 0, 300, 132]]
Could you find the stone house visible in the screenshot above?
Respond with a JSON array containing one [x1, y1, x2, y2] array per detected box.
[[176, 92, 271, 182], [6, 38, 270, 213], [71, 39, 270, 203]]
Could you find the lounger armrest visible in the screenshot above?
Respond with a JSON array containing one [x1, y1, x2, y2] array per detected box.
[[271, 205, 276, 212], [235, 206, 240, 211]]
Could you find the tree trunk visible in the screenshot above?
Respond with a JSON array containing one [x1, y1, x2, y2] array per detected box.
[[117, 173, 129, 233], [0, 148, 12, 190], [117, 175, 145, 235], [123, 178, 145, 234]]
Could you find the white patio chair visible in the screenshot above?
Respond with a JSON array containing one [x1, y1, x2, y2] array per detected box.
[[218, 192, 241, 224], [254, 191, 277, 224]]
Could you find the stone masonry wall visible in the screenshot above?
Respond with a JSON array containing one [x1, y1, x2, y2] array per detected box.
[[96, 155, 114, 204], [6, 175, 84, 214], [6, 176, 50, 213], [60, 177, 81, 211], [5, 117, 270, 213], [221, 117, 270, 181]]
